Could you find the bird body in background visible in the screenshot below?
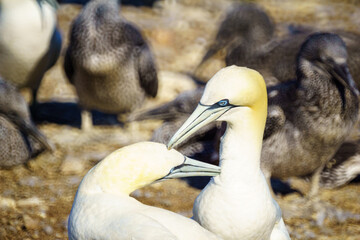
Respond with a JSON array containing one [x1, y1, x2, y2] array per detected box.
[[0, 0, 62, 104], [0, 78, 53, 168], [230, 30, 360, 87], [261, 33, 359, 195], [64, 0, 158, 130], [168, 66, 291, 240], [197, 3, 360, 88], [320, 139, 360, 189], [195, 2, 277, 82], [68, 142, 221, 240]]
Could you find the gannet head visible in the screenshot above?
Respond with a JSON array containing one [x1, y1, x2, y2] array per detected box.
[[297, 32, 359, 96], [78, 142, 220, 195], [168, 66, 267, 149]]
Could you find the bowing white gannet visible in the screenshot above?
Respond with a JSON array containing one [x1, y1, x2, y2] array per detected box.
[[68, 141, 222, 240], [168, 66, 291, 240]]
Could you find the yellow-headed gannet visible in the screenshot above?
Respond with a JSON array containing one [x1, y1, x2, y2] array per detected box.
[[68, 141, 222, 240], [168, 66, 291, 240]]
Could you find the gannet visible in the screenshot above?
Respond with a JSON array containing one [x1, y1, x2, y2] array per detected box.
[[195, 2, 276, 78], [0, 78, 53, 168], [64, 0, 158, 131], [261, 33, 359, 196], [0, 0, 62, 105], [68, 141, 221, 240], [168, 66, 291, 240]]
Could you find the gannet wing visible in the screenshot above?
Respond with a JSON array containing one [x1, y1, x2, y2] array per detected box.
[[122, 22, 158, 98], [263, 80, 298, 140], [46, 28, 62, 70], [136, 42, 158, 98], [264, 105, 285, 140]]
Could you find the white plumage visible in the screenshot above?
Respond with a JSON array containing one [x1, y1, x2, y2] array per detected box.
[[68, 141, 221, 240], [168, 66, 291, 240]]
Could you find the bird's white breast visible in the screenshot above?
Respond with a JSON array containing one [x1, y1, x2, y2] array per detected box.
[[194, 174, 278, 240], [0, 0, 56, 86]]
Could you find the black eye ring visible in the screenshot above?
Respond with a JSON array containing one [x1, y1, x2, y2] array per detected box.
[[217, 99, 229, 107]]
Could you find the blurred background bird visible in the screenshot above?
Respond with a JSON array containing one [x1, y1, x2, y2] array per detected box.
[[64, 0, 158, 131], [0, 78, 53, 168], [260, 32, 359, 197], [0, 0, 62, 109], [196, 2, 360, 88]]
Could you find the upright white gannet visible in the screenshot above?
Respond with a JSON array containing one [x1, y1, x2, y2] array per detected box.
[[64, 0, 158, 131], [0, 0, 62, 105], [68, 141, 221, 240], [168, 66, 291, 240]]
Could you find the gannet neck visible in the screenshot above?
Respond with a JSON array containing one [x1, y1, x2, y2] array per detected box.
[[76, 142, 221, 196], [218, 107, 266, 182]]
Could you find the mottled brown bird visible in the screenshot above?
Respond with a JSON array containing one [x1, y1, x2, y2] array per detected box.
[[0, 79, 53, 168], [64, 0, 158, 131]]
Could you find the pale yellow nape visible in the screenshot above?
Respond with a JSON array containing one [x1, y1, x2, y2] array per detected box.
[[79, 142, 185, 196]]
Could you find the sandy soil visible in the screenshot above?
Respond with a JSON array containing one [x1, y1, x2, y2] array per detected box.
[[1, 0, 360, 239]]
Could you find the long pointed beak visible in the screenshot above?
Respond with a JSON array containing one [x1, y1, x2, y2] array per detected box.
[[333, 63, 359, 96], [162, 156, 221, 180], [167, 104, 232, 149]]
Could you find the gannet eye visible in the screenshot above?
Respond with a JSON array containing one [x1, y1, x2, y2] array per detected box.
[[217, 99, 229, 107]]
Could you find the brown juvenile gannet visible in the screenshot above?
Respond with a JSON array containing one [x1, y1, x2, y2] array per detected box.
[[0, 0, 62, 106], [68, 141, 221, 240], [0, 78, 53, 168], [260, 32, 359, 196], [64, 0, 158, 131], [168, 66, 291, 240], [195, 2, 276, 77]]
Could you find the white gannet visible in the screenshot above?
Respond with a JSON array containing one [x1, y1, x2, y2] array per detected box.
[[168, 66, 291, 240], [64, 0, 158, 131], [0, 0, 62, 106], [68, 141, 222, 240]]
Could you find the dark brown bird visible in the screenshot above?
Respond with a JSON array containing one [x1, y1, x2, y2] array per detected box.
[[64, 0, 158, 130], [261, 33, 359, 195], [195, 2, 277, 80], [0, 78, 53, 168]]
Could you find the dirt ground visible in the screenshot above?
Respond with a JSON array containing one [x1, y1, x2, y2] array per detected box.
[[1, 0, 360, 239]]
